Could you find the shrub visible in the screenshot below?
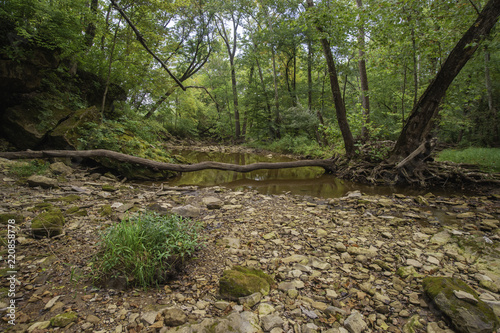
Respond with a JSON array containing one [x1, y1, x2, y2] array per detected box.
[[92, 211, 203, 288]]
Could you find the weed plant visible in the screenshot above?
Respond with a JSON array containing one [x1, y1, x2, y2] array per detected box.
[[93, 211, 203, 289]]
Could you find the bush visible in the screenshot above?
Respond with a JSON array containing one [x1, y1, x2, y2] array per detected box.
[[92, 211, 203, 288]]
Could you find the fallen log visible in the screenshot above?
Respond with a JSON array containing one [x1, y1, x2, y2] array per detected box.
[[0, 149, 335, 173]]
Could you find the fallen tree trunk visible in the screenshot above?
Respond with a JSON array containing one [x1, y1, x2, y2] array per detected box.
[[0, 149, 336, 173]]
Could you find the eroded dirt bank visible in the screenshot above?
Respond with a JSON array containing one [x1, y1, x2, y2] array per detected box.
[[0, 159, 499, 333]]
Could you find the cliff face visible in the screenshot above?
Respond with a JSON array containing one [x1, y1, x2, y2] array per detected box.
[[0, 29, 125, 150]]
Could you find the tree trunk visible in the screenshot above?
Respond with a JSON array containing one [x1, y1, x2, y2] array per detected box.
[[390, 0, 500, 161], [101, 19, 121, 119], [356, 0, 370, 142], [307, 39, 313, 111], [271, 46, 281, 139], [484, 48, 499, 143], [255, 56, 273, 137], [145, 86, 177, 119], [0, 150, 336, 174], [306, 0, 356, 158]]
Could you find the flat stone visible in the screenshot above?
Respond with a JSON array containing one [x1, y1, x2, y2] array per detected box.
[[258, 303, 275, 316], [162, 307, 187, 326], [214, 301, 231, 310], [344, 311, 368, 333], [278, 280, 304, 291], [239, 292, 262, 308], [49, 162, 73, 175], [141, 311, 158, 325], [282, 254, 309, 264], [203, 196, 223, 209], [261, 314, 284, 331], [27, 175, 58, 188], [430, 230, 451, 246], [407, 258, 423, 268], [171, 204, 201, 218]]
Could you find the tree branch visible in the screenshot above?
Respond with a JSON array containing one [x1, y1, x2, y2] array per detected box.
[[0, 150, 335, 174], [109, 0, 186, 90]]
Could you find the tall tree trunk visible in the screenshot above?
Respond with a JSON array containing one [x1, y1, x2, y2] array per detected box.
[[255, 56, 273, 135], [271, 46, 281, 139], [391, 0, 500, 160], [230, 57, 241, 140], [306, 0, 356, 158], [484, 48, 499, 144], [411, 27, 419, 107], [145, 87, 177, 119], [356, 0, 370, 142], [307, 39, 313, 111], [101, 19, 121, 119]]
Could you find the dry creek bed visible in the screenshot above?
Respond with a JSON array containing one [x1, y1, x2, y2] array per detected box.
[[0, 161, 499, 333]]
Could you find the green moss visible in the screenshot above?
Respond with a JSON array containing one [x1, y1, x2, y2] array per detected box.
[[31, 209, 65, 238], [102, 185, 117, 192], [50, 311, 77, 327], [100, 205, 113, 217], [219, 266, 273, 300], [66, 206, 80, 214], [30, 202, 55, 212], [0, 213, 23, 225], [423, 277, 500, 332]]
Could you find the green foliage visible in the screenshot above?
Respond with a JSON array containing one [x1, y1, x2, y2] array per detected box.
[[92, 211, 204, 288], [8, 160, 49, 177], [266, 134, 329, 158], [1, 0, 89, 59], [437, 148, 500, 173]]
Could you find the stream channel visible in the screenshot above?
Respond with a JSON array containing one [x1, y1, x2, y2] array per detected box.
[[166, 149, 463, 199], [161, 149, 498, 227]]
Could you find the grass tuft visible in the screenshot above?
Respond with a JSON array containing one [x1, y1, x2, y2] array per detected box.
[[8, 160, 49, 177], [437, 147, 500, 173], [92, 211, 203, 289]]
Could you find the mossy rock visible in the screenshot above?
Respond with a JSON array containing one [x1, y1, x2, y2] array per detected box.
[[100, 205, 113, 217], [423, 276, 500, 333], [0, 213, 23, 225], [50, 311, 77, 327], [102, 184, 117, 192], [30, 202, 55, 212], [31, 209, 65, 238], [46, 194, 80, 203], [219, 266, 274, 301]]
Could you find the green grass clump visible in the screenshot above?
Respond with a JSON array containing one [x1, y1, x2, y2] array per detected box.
[[437, 147, 500, 173], [8, 160, 49, 177], [92, 211, 203, 289]]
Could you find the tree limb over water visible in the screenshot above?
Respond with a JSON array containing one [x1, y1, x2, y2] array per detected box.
[[0, 149, 335, 173]]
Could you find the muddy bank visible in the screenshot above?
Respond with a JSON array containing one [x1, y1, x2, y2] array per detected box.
[[0, 159, 499, 332]]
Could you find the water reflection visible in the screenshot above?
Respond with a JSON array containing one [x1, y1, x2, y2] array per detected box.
[[167, 150, 449, 198]]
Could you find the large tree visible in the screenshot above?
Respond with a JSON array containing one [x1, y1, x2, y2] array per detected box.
[[390, 0, 500, 161]]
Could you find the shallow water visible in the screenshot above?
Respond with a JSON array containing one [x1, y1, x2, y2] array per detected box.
[[166, 150, 461, 199]]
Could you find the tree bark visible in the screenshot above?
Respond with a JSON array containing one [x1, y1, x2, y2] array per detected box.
[[306, 0, 356, 158], [356, 0, 370, 142], [484, 48, 499, 143], [0, 150, 336, 174], [390, 0, 500, 161]]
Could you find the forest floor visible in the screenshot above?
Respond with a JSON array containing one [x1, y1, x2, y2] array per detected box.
[[0, 157, 500, 333]]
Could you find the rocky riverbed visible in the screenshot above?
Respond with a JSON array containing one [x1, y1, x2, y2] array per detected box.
[[0, 158, 499, 333]]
